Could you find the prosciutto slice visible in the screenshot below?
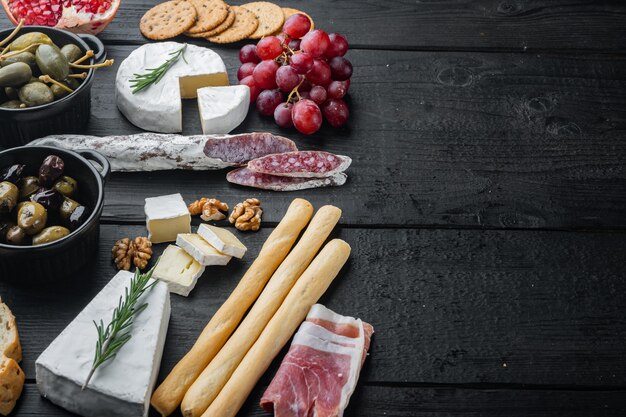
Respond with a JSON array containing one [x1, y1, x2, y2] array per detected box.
[[28, 132, 297, 172], [260, 305, 373, 417]]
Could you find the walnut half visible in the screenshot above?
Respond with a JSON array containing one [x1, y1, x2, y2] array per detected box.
[[229, 198, 262, 231], [111, 236, 153, 270], [188, 198, 229, 221]]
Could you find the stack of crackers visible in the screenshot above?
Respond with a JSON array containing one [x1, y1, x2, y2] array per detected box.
[[140, 0, 313, 44]]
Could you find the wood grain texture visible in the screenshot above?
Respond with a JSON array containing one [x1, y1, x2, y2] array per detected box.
[[11, 383, 626, 417], [2, 0, 625, 51], [74, 46, 626, 229], [2, 224, 625, 388]]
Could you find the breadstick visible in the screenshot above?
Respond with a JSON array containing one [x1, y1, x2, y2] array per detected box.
[[200, 239, 351, 417], [151, 198, 314, 416], [181, 206, 342, 417]]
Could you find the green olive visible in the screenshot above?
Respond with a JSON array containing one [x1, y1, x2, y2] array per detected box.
[[18, 82, 54, 107], [17, 201, 47, 235], [9, 32, 54, 52], [4, 87, 18, 100], [0, 100, 24, 109], [35, 44, 69, 81], [32, 225, 70, 245], [60, 44, 83, 64], [0, 51, 37, 70], [5, 225, 26, 245], [53, 176, 77, 197], [0, 62, 33, 88], [65, 77, 80, 90], [60, 197, 79, 221], [0, 181, 19, 214], [17, 176, 39, 200]]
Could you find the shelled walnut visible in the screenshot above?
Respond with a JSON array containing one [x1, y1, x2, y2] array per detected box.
[[188, 197, 229, 221], [132, 236, 153, 269], [112, 236, 153, 271], [229, 198, 262, 231]]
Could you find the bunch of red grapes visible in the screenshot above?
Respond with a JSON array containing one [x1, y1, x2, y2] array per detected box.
[[237, 13, 352, 135]]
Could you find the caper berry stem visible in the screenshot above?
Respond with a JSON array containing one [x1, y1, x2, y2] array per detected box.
[[0, 19, 25, 48], [67, 72, 87, 80], [0, 43, 44, 60], [72, 50, 94, 65], [39, 75, 74, 94], [69, 59, 115, 69]]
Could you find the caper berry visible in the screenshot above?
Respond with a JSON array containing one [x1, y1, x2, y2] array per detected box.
[[17, 201, 47, 235], [32, 225, 70, 245], [0, 181, 19, 215], [5, 225, 26, 245], [18, 81, 54, 107], [0, 62, 33, 88], [4, 87, 18, 100], [0, 100, 23, 109], [36, 44, 69, 81], [60, 44, 83, 64], [17, 176, 39, 200], [39, 155, 64, 186], [9, 32, 54, 52], [53, 176, 77, 197]]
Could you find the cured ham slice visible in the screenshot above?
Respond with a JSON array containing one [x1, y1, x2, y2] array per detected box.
[[227, 168, 347, 191], [260, 304, 373, 417], [247, 151, 352, 178]]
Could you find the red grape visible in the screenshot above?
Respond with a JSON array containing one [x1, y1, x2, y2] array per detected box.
[[327, 80, 350, 99], [321, 98, 349, 128], [276, 33, 288, 43], [300, 29, 330, 58], [253, 60, 279, 89], [306, 59, 331, 86], [289, 52, 314, 74], [274, 102, 294, 128], [239, 44, 260, 64], [325, 33, 349, 58], [288, 38, 301, 51], [309, 85, 327, 104], [328, 56, 353, 81], [256, 36, 283, 60], [283, 13, 311, 39], [299, 79, 312, 92], [276, 65, 301, 92], [237, 62, 256, 81], [239, 75, 261, 102], [299, 91, 311, 100], [256, 89, 283, 116], [292, 99, 322, 134]]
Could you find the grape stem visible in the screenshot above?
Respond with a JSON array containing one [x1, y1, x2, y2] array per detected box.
[[286, 77, 305, 104]]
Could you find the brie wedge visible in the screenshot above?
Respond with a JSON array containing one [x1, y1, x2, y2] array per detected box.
[[176, 233, 232, 266], [145, 193, 191, 244], [116, 42, 229, 133], [36, 271, 170, 417], [197, 223, 247, 259], [197, 85, 250, 134], [152, 245, 205, 296]]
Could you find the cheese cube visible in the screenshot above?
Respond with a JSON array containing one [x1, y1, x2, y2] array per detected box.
[[197, 223, 246, 259], [145, 193, 191, 243], [176, 233, 232, 266], [197, 85, 250, 134], [152, 245, 205, 297]]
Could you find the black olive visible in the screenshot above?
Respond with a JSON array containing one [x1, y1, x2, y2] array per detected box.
[[39, 155, 64, 186], [31, 187, 64, 211], [69, 205, 88, 230], [0, 164, 25, 183]]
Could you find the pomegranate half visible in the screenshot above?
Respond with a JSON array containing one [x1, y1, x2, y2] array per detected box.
[[1, 0, 120, 34]]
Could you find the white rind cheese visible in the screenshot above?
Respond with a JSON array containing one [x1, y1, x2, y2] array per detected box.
[[152, 245, 205, 296], [145, 193, 191, 243], [35, 271, 170, 417], [197, 85, 250, 134], [197, 223, 247, 259], [176, 233, 232, 266], [116, 42, 229, 133]]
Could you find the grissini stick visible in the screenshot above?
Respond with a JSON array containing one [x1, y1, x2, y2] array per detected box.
[[181, 206, 342, 417], [151, 198, 314, 416], [200, 239, 351, 417]]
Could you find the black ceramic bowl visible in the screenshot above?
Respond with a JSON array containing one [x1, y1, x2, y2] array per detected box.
[[0, 146, 110, 285], [0, 26, 105, 148]]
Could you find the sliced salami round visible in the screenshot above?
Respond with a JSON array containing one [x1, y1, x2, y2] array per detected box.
[[227, 168, 347, 191], [247, 151, 352, 178], [203, 132, 298, 165]]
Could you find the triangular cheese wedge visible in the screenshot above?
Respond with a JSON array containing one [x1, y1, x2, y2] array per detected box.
[[36, 271, 170, 417]]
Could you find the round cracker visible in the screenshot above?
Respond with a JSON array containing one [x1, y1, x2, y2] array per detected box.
[[186, 6, 235, 38], [186, 0, 229, 34], [140, 0, 197, 40], [207, 6, 258, 44], [281, 7, 314, 31], [241, 1, 284, 39]]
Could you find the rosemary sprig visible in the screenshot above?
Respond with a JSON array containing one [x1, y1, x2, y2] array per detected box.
[[129, 44, 187, 94], [82, 263, 159, 390]]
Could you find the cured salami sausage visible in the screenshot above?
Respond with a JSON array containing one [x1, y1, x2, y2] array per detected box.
[[28, 133, 298, 172], [247, 151, 352, 178], [226, 168, 347, 191]]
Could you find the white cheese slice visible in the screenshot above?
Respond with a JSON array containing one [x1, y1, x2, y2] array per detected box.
[[176, 233, 232, 266], [197, 85, 250, 134], [116, 42, 229, 133], [36, 271, 170, 417], [197, 223, 247, 259], [145, 193, 191, 243], [152, 245, 205, 296]]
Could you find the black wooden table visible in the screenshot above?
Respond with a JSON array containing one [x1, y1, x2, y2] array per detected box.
[[2, 1, 626, 416]]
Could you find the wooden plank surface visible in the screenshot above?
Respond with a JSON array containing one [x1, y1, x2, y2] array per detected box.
[[79, 46, 626, 229], [3, 224, 626, 387], [2, 0, 625, 51]]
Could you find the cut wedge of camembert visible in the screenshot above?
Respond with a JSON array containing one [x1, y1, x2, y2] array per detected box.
[[145, 193, 191, 244], [36, 271, 170, 417], [116, 42, 229, 133], [197, 85, 250, 134], [197, 223, 247, 259], [152, 245, 205, 296], [176, 233, 232, 266]]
